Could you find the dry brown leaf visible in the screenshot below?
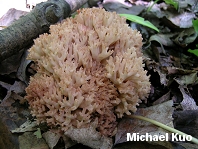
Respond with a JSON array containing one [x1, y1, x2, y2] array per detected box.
[[64, 120, 113, 149], [42, 130, 62, 149], [115, 100, 173, 148], [179, 86, 198, 110], [19, 132, 49, 149]]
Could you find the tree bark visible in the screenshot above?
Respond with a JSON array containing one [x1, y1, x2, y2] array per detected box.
[[0, 0, 87, 63]]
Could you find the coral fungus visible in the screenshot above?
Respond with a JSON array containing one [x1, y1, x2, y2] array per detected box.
[[25, 8, 150, 136]]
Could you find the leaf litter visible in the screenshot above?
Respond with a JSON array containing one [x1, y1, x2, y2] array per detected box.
[[0, 0, 198, 148]]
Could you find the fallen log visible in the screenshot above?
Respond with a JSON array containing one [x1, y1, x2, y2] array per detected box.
[[0, 0, 87, 63]]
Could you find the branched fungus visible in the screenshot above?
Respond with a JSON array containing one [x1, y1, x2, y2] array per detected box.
[[25, 8, 150, 136]]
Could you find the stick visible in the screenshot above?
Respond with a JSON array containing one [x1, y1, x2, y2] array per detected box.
[[0, 0, 87, 63]]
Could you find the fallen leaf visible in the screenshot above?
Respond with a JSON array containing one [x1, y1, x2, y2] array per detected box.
[[0, 118, 18, 149], [64, 120, 113, 149], [173, 110, 198, 138], [153, 91, 171, 105], [167, 12, 195, 28], [0, 8, 28, 27], [62, 134, 77, 148], [9, 81, 26, 94], [178, 0, 197, 11], [11, 120, 37, 133], [0, 81, 27, 105], [102, 1, 145, 15], [42, 130, 62, 149], [34, 128, 42, 139], [174, 28, 197, 47], [149, 33, 175, 47], [115, 100, 173, 147], [166, 67, 196, 75], [19, 132, 49, 149], [0, 81, 12, 90], [179, 86, 198, 110], [174, 72, 198, 86], [16, 50, 32, 84]]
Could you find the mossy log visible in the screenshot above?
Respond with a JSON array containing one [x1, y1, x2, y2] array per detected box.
[[0, 0, 87, 63]]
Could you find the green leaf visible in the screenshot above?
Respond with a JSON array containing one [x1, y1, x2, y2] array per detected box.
[[188, 49, 198, 57], [192, 19, 198, 35], [34, 128, 42, 139], [147, 0, 178, 12], [119, 14, 159, 32], [164, 0, 178, 9]]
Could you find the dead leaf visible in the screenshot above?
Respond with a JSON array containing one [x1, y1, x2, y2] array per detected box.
[[174, 28, 197, 47], [0, 92, 30, 132], [62, 134, 77, 148], [188, 84, 198, 105], [149, 33, 175, 47], [173, 110, 198, 138], [0, 48, 25, 75], [169, 12, 195, 28], [16, 50, 32, 84], [103, 0, 133, 7], [42, 130, 62, 149], [174, 72, 198, 86], [103, 2, 145, 15], [0, 81, 12, 90], [0, 118, 18, 149], [166, 67, 196, 75], [179, 86, 198, 110], [153, 91, 171, 105], [0, 8, 28, 27], [115, 100, 173, 147], [64, 120, 113, 149], [0, 81, 26, 105], [10, 81, 26, 94], [11, 120, 37, 133], [19, 132, 49, 149]]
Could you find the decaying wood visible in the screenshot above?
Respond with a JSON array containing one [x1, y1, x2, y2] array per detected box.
[[0, 0, 87, 63]]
